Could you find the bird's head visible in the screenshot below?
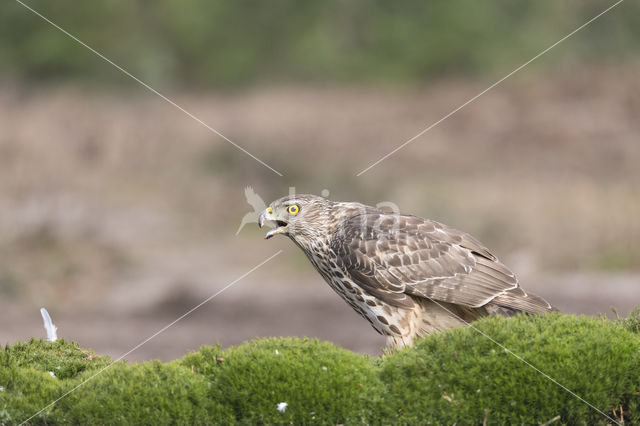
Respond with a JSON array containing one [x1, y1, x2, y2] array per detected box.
[[259, 194, 335, 246]]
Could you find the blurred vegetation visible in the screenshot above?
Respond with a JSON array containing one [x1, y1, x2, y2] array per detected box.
[[2, 313, 639, 424], [1, 0, 639, 88]]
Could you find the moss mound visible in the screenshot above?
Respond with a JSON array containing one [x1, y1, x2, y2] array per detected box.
[[1, 313, 639, 425], [378, 313, 640, 424], [57, 361, 233, 425], [179, 337, 380, 424], [0, 340, 231, 425]]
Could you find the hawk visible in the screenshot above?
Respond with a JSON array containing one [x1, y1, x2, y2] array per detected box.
[[258, 194, 555, 350]]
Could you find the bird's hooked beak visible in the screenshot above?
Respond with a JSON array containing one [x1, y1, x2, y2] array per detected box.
[[258, 207, 288, 240]]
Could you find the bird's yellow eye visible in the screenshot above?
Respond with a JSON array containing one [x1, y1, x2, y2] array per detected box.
[[287, 205, 299, 215]]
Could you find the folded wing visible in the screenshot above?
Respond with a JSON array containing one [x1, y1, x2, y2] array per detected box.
[[331, 212, 551, 313]]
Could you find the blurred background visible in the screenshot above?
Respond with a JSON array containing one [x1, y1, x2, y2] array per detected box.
[[1, 0, 639, 361]]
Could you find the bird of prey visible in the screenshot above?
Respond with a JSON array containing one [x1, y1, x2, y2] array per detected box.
[[259, 194, 555, 350]]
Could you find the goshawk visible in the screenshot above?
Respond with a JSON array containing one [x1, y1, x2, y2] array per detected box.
[[259, 194, 554, 350]]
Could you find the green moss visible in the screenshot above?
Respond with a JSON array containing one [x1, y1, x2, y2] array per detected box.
[[1, 313, 639, 425], [180, 337, 381, 424], [0, 340, 232, 425], [0, 339, 109, 424], [1, 339, 110, 380], [617, 308, 640, 335], [0, 368, 66, 424], [377, 314, 640, 424], [56, 361, 233, 425]]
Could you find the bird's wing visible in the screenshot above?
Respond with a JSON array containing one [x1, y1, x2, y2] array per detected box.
[[330, 212, 518, 309]]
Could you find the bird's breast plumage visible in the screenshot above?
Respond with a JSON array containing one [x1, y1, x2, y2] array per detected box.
[[302, 237, 418, 337]]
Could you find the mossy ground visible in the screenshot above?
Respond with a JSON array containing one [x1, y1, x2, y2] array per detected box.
[[1, 312, 639, 425]]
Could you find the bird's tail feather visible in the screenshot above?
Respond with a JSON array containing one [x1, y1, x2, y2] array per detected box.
[[417, 288, 555, 337], [487, 287, 556, 315], [413, 289, 555, 341]]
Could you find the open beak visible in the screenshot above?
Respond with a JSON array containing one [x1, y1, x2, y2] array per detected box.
[[258, 209, 288, 240]]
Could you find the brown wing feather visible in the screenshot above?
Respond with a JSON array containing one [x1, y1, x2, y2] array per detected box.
[[488, 287, 554, 313], [331, 212, 520, 309]]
